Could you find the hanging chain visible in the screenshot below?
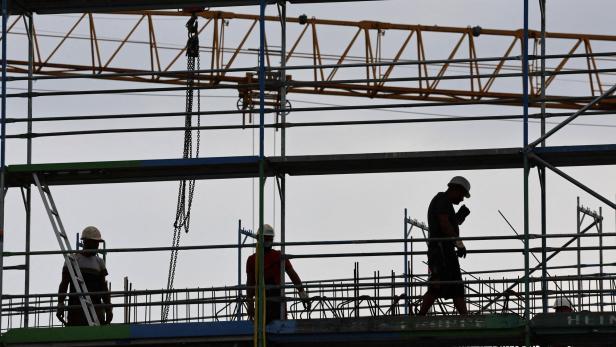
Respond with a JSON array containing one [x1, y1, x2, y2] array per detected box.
[[163, 12, 201, 322]]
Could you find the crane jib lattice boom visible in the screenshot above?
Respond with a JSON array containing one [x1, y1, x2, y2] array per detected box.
[[3, 10, 616, 110]]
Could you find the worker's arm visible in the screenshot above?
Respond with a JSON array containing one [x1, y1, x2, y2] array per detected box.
[[98, 258, 113, 324], [102, 276, 113, 324], [438, 214, 467, 257], [57, 268, 70, 324], [437, 214, 458, 237], [246, 265, 256, 320], [285, 264, 304, 292], [285, 261, 310, 309]]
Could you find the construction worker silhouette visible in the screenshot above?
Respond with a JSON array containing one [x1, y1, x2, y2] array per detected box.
[[57, 226, 112, 325], [419, 176, 471, 315], [246, 224, 310, 323]]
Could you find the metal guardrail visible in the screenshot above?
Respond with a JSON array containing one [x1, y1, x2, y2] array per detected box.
[[2, 274, 615, 331]]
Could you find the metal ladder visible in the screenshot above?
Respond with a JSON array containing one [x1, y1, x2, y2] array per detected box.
[[32, 173, 100, 326]]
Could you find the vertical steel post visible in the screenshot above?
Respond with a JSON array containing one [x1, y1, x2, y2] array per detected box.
[[403, 208, 408, 315], [22, 12, 33, 328], [577, 197, 582, 311], [599, 207, 603, 312], [278, 0, 287, 321], [237, 219, 242, 320], [522, 0, 531, 345], [539, 0, 548, 315], [256, 0, 267, 346], [0, 0, 8, 332]]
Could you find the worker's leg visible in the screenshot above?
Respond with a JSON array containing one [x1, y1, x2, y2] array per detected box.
[[265, 289, 282, 323], [66, 307, 88, 326], [452, 296, 468, 315], [419, 261, 442, 316], [418, 292, 437, 316], [446, 254, 466, 315]]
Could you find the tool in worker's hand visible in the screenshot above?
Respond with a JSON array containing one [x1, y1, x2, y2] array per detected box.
[[456, 245, 467, 258], [458, 205, 470, 219], [456, 204, 471, 225]]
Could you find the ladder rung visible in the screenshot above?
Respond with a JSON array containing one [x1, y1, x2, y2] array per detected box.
[[3, 264, 27, 270]]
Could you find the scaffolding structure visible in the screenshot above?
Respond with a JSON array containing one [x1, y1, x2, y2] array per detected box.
[[0, 0, 616, 346]]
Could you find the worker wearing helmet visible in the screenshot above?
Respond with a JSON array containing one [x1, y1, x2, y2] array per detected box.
[[553, 297, 574, 313], [418, 176, 471, 315], [246, 224, 309, 323], [57, 226, 112, 325]]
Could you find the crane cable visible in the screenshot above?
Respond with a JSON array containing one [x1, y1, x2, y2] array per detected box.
[[162, 12, 201, 322]]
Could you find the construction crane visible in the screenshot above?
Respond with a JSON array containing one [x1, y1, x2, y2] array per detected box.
[[4, 9, 616, 110]]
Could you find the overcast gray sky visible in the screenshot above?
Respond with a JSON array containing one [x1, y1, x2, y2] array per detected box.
[[2, 0, 616, 320]]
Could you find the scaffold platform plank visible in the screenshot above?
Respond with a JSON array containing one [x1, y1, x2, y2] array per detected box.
[[8, 0, 382, 15], [0, 314, 525, 346], [2, 313, 615, 346], [5, 144, 616, 187], [531, 312, 616, 345]]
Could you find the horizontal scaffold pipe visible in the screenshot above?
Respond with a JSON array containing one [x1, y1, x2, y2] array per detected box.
[[7, 98, 616, 138], [4, 285, 613, 314], [6, 67, 616, 98], [5, 109, 616, 125], [4, 232, 615, 257], [287, 246, 616, 259], [3, 274, 614, 302]]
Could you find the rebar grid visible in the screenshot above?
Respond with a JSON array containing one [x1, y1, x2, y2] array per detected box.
[[1, 273, 614, 331]]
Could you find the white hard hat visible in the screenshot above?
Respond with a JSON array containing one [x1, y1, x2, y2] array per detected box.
[[553, 297, 573, 309], [259, 224, 275, 237], [81, 226, 103, 241], [448, 176, 471, 198]]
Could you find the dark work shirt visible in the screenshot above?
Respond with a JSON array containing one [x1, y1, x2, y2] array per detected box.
[[427, 192, 459, 255], [63, 254, 108, 306], [246, 249, 293, 286], [62, 254, 108, 325]]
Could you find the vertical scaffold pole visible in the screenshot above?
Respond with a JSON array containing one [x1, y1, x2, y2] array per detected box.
[[403, 208, 408, 315], [238, 219, 243, 321], [539, 0, 548, 315], [522, 0, 531, 346], [599, 207, 604, 312], [577, 197, 582, 311], [256, 0, 267, 346], [0, 0, 8, 332], [23, 12, 34, 328], [278, 0, 287, 321]]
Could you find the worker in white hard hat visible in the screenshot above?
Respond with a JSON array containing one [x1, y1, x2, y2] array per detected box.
[[246, 224, 310, 323], [418, 176, 471, 315], [57, 226, 113, 325], [553, 297, 574, 313]]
